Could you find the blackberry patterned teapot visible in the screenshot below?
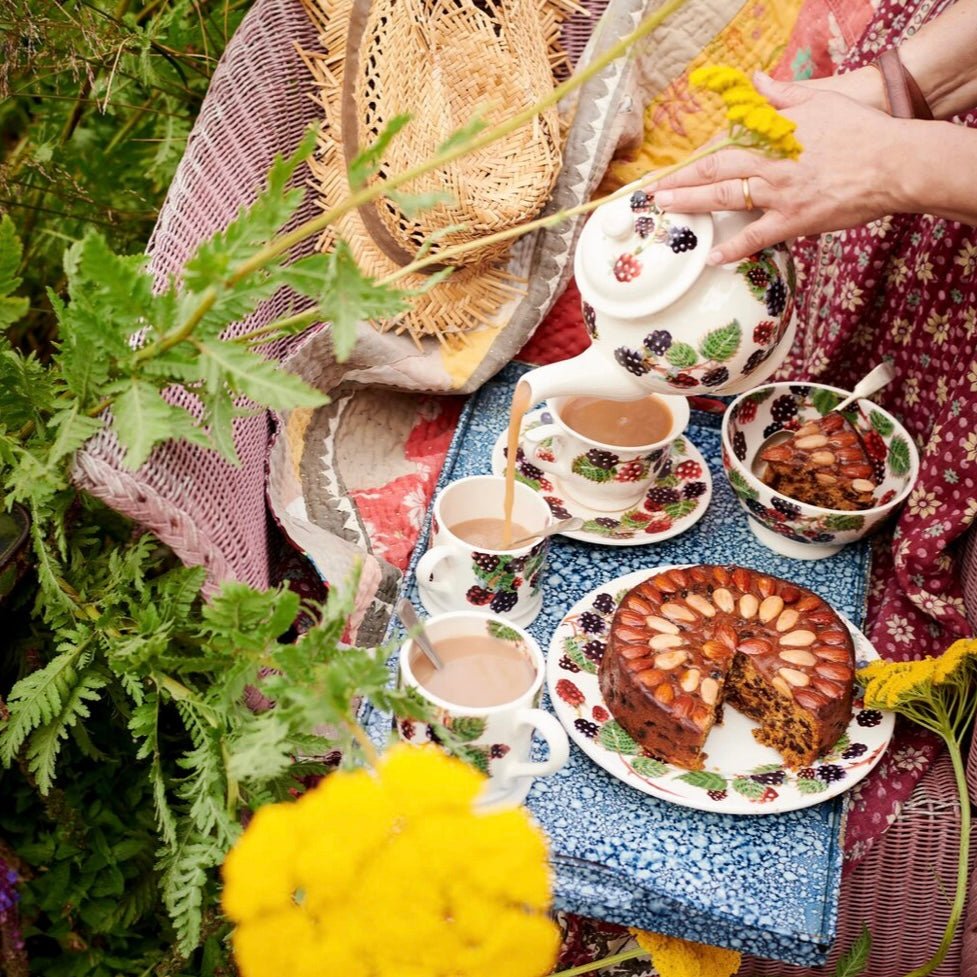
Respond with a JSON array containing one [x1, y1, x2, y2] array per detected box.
[[519, 188, 796, 404]]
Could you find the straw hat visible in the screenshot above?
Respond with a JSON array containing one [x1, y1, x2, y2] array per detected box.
[[299, 0, 575, 342]]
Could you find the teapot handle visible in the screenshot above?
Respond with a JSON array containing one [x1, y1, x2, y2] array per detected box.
[[522, 424, 573, 481]]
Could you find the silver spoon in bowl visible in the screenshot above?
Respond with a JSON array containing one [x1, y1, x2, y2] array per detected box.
[[750, 362, 896, 478], [396, 598, 444, 671]]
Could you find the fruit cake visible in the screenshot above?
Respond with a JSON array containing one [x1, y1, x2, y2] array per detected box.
[[758, 412, 877, 510], [599, 565, 854, 770]]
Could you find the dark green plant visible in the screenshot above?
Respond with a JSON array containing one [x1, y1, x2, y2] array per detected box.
[[0, 0, 248, 351]]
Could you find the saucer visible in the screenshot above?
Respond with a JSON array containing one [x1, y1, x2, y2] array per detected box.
[[417, 576, 542, 628], [490, 410, 712, 547]]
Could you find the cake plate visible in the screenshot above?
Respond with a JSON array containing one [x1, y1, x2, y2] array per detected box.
[[547, 566, 895, 816]]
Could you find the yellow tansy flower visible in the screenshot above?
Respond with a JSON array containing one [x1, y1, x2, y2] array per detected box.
[[630, 928, 742, 977], [690, 63, 802, 159], [222, 744, 559, 977], [933, 637, 977, 683]]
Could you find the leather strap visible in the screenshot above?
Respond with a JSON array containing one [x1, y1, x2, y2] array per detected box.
[[874, 47, 934, 120]]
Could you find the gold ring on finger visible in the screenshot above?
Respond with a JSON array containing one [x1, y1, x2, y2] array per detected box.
[[741, 177, 755, 210]]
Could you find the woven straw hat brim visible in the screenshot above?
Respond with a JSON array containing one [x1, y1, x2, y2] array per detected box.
[[299, 0, 575, 342]]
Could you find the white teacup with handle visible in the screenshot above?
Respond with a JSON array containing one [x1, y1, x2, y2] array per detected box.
[[416, 474, 553, 626], [523, 393, 690, 511], [397, 610, 570, 805]]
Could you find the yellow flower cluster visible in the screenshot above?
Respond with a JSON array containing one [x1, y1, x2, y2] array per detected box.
[[858, 638, 977, 709], [689, 65, 802, 159], [222, 745, 559, 977], [630, 928, 741, 977]]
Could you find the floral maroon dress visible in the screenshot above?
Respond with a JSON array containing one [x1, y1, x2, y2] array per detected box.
[[776, 0, 977, 866]]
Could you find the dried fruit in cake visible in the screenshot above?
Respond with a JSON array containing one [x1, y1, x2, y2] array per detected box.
[[759, 413, 877, 510], [598, 565, 855, 770]]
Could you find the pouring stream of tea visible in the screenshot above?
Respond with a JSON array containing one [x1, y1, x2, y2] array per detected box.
[[502, 381, 533, 547]]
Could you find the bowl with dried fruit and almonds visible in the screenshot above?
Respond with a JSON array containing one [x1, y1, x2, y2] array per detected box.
[[721, 382, 919, 559]]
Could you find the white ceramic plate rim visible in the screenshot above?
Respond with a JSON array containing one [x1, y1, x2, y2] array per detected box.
[[547, 566, 895, 815], [490, 412, 713, 548]]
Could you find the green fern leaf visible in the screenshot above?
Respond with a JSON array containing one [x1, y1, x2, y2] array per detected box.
[[226, 713, 294, 784], [24, 669, 107, 792], [0, 214, 29, 328], [158, 831, 226, 954], [150, 757, 179, 849], [0, 648, 86, 763]]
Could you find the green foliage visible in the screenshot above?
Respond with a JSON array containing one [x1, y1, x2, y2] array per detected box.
[[0, 0, 250, 348], [834, 926, 871, 977], [0, 21, 426, 966], [0, 214, 30, 327]]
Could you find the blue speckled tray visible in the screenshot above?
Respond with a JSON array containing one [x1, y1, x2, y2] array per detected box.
[[362, 361, 871, 966]]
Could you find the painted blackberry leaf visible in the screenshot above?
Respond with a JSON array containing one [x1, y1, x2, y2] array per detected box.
[[698, 320, 741, 363], [620, 510, 649, 528], [664, 499, 697, 520], [746, 387, 775, 405], [732, 777, 764, 799], [515, 471, 542, 491], [665, 341, 698, 368], [565, 637, 598, 674], [597, 721, 640, 755], [631, 756, 668, 778], [449, 717, 488, 742], [888, 434, 911, 477], [824, 513, 864, 532], [831, 732, 851, 755], [797, 777, 828, 794], [487, 621, 521, 643], [572, 457, 614, 482], [677, 770, 727, 791], [727, 468, 758, 500], [811, 388, 843, 415], [457, 744, 490, 775], [869, 410, 894, 437], [672, 436, 688, 455], [582, 519, 616, 537]]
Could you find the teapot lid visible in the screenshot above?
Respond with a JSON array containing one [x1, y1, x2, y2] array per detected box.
[[574, 190, 714, 320]]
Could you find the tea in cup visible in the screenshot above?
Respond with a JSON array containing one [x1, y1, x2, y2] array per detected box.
[[397, 610, 569, 804], [523, 393, 689, 510], [415, 474, 552, 626]]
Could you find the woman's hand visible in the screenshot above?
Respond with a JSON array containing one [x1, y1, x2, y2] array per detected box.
[[650, 73, 911, 264]]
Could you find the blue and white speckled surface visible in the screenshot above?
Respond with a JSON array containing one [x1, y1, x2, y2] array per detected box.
[[362, 362, 872, 966]]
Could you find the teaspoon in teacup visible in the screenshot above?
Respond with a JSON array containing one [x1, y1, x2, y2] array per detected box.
[[396, 598, 444, 671], [506, 517, 585, 548]]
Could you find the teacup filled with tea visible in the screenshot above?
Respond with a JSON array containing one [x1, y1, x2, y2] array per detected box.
[[397, 610, 569, 804], [521, 393, 690, 510], [416, 474, 553, 625]]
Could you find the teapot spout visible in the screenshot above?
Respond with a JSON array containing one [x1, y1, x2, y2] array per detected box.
[[517, 348, 650, 408]]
